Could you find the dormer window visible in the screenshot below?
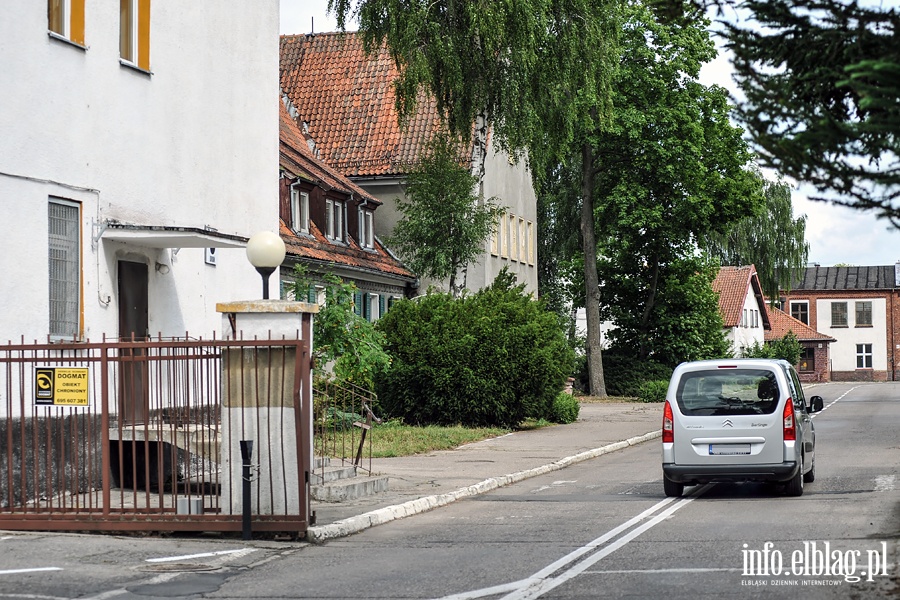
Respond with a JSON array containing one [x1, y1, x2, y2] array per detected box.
[[359, 208, 374, 249], [325, 199, 345, 242], [291, 187, 309, 234]]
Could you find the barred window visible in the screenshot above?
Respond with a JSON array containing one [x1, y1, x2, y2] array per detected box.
[[48, 199, 80, 338], [831, 302, 848, 327], [855, 301, 872, 327]]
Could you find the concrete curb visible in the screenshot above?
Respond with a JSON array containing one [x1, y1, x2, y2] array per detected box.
[[305, 429, 662, 544]]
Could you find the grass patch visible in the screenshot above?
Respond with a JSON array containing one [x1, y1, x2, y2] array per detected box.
[[318, 421, 511, 458]]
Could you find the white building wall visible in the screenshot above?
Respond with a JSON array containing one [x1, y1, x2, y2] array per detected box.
[[357, 143, 538, 296], [731, 293, 766, 356], [816, 298, 887, 371], [0, 3, 280, 342]]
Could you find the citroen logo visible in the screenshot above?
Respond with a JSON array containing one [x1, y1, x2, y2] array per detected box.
[[722, 419, 734, 428]]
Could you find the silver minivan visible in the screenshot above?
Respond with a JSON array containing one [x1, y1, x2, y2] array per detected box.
[[661, 359, 823, 497]]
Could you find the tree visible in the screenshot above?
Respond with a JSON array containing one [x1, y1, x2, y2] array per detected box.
[[721, 0, 900, 226], [591, 3, 762, 363], [704, 175, 810, 300], [743, 332, 802, 366], [289, 268, 390, 391], [388, 132, 503, 297], [329, 0, 622, 397]]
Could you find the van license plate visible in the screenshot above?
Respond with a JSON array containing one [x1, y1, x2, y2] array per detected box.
[[709, 443, 750, 455]]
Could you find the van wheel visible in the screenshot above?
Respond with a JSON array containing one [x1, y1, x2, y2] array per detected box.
[[803, 457, 816, 483], [663, 475, 684, 498], [785, 459, 804, 497]]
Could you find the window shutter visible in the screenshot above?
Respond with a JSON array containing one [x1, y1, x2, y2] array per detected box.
[[354, 291, 362, 316], [307, 284, 316, 303], [362, 293, 371, 321], [379, 295, 386, 318]]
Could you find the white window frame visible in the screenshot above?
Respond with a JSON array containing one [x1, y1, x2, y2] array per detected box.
[[359, 208, 374, 249], [790, 300, 809, 325], [325, 199, 345, 242], [49, 0, 70, 38], [856, 343, 873, 369], [508, 214, 518, 261], [291, 188, 309, 234], [48, 198, 81, 340], [526, 221, 535, 265], [369, 293, 380, 321], [120, 0, 138, 64]]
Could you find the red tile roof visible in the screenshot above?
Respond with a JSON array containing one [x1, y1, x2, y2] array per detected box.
[[765, 307, 835, 343], [279, 99, 381, 204], [280, 32, 450, 177], [279, 100, 414, 281], [712, 265, 771, 330]]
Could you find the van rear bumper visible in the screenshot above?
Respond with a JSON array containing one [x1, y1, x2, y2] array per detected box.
[[663, 461, 799, 484]]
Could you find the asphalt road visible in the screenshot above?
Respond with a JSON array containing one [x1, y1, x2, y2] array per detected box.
[[0, 382, 897, 599]]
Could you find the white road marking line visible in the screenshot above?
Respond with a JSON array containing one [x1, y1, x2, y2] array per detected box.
[[874, 475, 895, 492], [499, 493, 702, 599], [435, 486, 711, 600], [0, 568, 62, 576], [810, 385, 860, 419], [145, 548, 255, 563]]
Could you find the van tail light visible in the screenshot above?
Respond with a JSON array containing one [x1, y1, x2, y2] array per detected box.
[[783, 397, 796, 441], [663, 401, 674, 443]]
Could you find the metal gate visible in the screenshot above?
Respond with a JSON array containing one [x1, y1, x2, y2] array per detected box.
[[0, 335, 312, 535]]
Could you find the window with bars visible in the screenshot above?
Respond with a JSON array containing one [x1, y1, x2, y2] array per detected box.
[[48, 199, 81, 338], [831, 302, 848, 327], [855, 301, 873, 327]]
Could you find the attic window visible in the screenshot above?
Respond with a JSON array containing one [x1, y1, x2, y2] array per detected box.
[[291, 188, 309, 234], [359, 208, 374, 249], [325, 199, 345, 242]]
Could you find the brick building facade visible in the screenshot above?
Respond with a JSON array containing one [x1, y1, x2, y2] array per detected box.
[[782, 265, 900, 382]]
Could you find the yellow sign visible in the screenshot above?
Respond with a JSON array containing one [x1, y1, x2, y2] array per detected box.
[[34, 367, 90, 406]]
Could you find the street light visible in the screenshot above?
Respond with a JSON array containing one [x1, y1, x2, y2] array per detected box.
[[246, 231, 285, 300]]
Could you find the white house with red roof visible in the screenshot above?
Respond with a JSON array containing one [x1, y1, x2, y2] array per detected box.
[[712, 265, 771, 355], [278, 97, 417, 319], [279, 32, 538, 295]]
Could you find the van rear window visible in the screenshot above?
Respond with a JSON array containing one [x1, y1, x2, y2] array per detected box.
[[675, 369, 780, 416]]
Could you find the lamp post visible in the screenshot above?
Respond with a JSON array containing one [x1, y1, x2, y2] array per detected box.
[[246, 231, 286, 300]]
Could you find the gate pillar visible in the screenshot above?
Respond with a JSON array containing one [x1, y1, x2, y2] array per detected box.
[[216, 300, 317, 522]]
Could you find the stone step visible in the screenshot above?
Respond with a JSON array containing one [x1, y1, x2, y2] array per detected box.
[[310, 465, 358, 485], [310, 475, 390, 503]]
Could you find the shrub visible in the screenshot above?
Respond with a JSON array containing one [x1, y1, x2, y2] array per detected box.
[[375, 270, 575, 428], [599, 353, 673, 398], [549, 393, 580, 424], [742, 332, 802, 366], [637, 380, 669, 403]]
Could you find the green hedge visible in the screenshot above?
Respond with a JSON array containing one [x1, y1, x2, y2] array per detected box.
[[375, 271, 575, 428], [579, 352, 672, 397], [637, 380, 669, 403]]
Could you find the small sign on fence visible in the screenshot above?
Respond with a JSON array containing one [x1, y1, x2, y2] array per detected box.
[[34, 367, 90, 406]]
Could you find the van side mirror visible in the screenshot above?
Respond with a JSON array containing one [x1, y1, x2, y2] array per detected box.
[[809, 395, 824, 413]]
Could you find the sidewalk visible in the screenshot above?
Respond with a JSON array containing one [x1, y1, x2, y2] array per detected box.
[[306, 402, 663, 543]]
